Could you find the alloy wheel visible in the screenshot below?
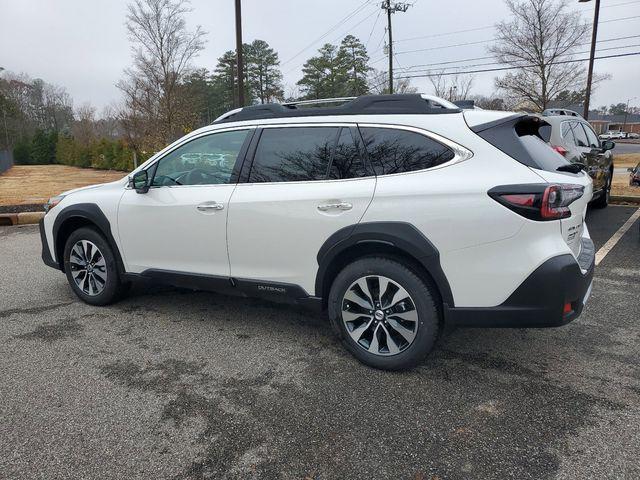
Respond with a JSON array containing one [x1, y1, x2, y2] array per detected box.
[[341, 275, 418, 356], [69, 240, 107, 296]]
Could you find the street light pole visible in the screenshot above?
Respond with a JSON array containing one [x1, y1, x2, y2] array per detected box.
[[234, 0, 245, 107], [580, 0, 600, 119]]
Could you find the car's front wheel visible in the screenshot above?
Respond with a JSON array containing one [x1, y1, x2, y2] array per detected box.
[[328, 257, 440, 370], [593, 170, 612, 208], [63, 227, 126, 305]]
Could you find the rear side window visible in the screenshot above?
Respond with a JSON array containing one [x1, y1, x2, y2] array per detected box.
[[561, 121, 575, 143], [581, 123, 600, 148], [359, 127, 455, 175], [571, 121, 589, 147], [249, 127, 339, 183]]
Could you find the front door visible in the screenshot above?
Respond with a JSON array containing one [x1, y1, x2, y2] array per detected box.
[[227, 125, 376, 296], [117, 128, 252, 275]]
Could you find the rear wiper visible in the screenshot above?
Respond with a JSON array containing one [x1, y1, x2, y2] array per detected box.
[[557, 163, 584, 174]]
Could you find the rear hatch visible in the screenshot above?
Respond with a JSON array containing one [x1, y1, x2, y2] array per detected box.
[[466, 111, 592, 258]]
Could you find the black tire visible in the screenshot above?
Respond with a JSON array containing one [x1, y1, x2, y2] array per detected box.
[[63, 227, 125, 306], [328, 257, 440, 371], [593, 171, 611, 208]]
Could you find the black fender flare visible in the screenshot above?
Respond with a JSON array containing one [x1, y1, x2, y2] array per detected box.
[[315, 221, 454, 306], [52, 203, 125, 274]]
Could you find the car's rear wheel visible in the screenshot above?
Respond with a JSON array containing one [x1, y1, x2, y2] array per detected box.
[[63, 227, 126, 305], [328, 257, 439, 370]]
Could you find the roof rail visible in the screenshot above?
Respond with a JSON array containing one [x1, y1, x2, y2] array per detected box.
[[282, 97, 356, 107], [541, 108, 583, 118], [212, 94, 461, 124]]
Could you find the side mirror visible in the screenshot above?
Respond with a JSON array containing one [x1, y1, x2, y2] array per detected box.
[[129, 170, 150, 194], [601, 140, 615, 151]]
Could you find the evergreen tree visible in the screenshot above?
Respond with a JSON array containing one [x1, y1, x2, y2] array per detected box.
[[337, 35, 370, 96], [297, 43, 346, 99], [245, 40, 284, 104]]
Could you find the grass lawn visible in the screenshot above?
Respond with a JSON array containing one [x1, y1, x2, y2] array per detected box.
[[0, 165, 126, 206], [615, 153, 640, 169], [612, 153, 640, 197]]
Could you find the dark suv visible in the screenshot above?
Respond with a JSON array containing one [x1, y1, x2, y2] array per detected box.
[[542, 110, 614, 208]]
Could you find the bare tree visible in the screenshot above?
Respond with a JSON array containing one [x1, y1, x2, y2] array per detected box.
[[429, 72, 474, 101], [367, 69, 417, 95], [490, 0, 589, 111], [117, 0, 206, 147]]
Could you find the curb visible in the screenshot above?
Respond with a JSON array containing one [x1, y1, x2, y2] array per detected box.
[[611, 195, 640, 205], [0, 211, 45, 226]]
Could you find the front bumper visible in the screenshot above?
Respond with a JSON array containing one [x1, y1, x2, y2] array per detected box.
[[39, 218, 60, 270], [444, 238, 595, 328]]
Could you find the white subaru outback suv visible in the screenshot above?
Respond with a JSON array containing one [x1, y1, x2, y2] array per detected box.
[[39, 94, 595, 370]]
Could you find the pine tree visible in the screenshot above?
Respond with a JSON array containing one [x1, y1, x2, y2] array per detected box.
[[245, 40, 284, 104], [297, 43, 347, 99], [337, 35, 370, 96]]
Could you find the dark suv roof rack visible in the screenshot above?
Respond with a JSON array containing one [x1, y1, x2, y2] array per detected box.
[[213, 94, 461, 124]]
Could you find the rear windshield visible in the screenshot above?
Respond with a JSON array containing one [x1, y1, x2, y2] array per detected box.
[[472, 115, 570, 172]]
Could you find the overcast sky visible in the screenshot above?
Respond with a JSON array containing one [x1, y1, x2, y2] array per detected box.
[[1, 0, 638, 113]]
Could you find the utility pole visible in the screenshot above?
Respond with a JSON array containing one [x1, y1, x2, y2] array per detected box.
[[580, 0, 600, 119], [381, 1, 410, 95], [622, 97, 636, 133], [235, 0, 245, 107]]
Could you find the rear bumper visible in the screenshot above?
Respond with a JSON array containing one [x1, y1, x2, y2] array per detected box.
[[444, 238, 595, 328], [39, 218, 59, 270]]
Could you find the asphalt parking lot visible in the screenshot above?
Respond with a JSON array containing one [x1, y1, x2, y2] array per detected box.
[[1, 207, 639, 480]]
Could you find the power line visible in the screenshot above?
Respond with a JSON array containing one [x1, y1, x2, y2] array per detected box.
[[365, 9, 383, 49], [280, 0, 371, 66], [392, 13, 640, 45], [396, 43, 640, 74], [396, 34, 640, 71], [395, 51, 640, 78]]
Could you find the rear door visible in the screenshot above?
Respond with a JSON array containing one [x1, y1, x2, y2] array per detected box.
[[227, 124, 376, 296], [580, 121, 609, 193], [569, 121, 606, 192]]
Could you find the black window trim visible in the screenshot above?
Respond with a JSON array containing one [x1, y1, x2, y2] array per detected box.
[[239, 122, 377, 185], [356, 122, 473, 177], [128, 126, 256, 190]]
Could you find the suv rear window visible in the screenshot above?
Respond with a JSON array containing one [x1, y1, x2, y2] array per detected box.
[[359, 127, 454, 175], [472, 115, 570, 172]]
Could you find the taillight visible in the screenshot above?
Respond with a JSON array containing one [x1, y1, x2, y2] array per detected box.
[[552, 145, 568, 156], [488, 184, 584, 221]]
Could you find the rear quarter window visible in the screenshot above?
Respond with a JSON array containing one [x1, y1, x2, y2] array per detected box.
[[359, 127, 455, 175]]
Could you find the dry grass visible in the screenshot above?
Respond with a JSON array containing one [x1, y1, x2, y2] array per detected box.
[[612, 175, 640, 197], [0, 165, 126, 206], [615, 153, 640, 169]]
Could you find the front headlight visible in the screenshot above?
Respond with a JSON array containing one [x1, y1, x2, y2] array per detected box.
[[44, 195, 66, 213]]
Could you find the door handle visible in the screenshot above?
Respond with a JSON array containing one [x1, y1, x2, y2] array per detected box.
[[317, 202, 353, 211], [197, 202, 224, 212]]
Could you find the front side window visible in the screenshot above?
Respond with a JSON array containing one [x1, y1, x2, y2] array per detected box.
[[581, 123, 600, 149], [359, 127, 455, 175], [249, 127, 339, 183], [152, 129, 249, 186], [570, 121, 589, 148]]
